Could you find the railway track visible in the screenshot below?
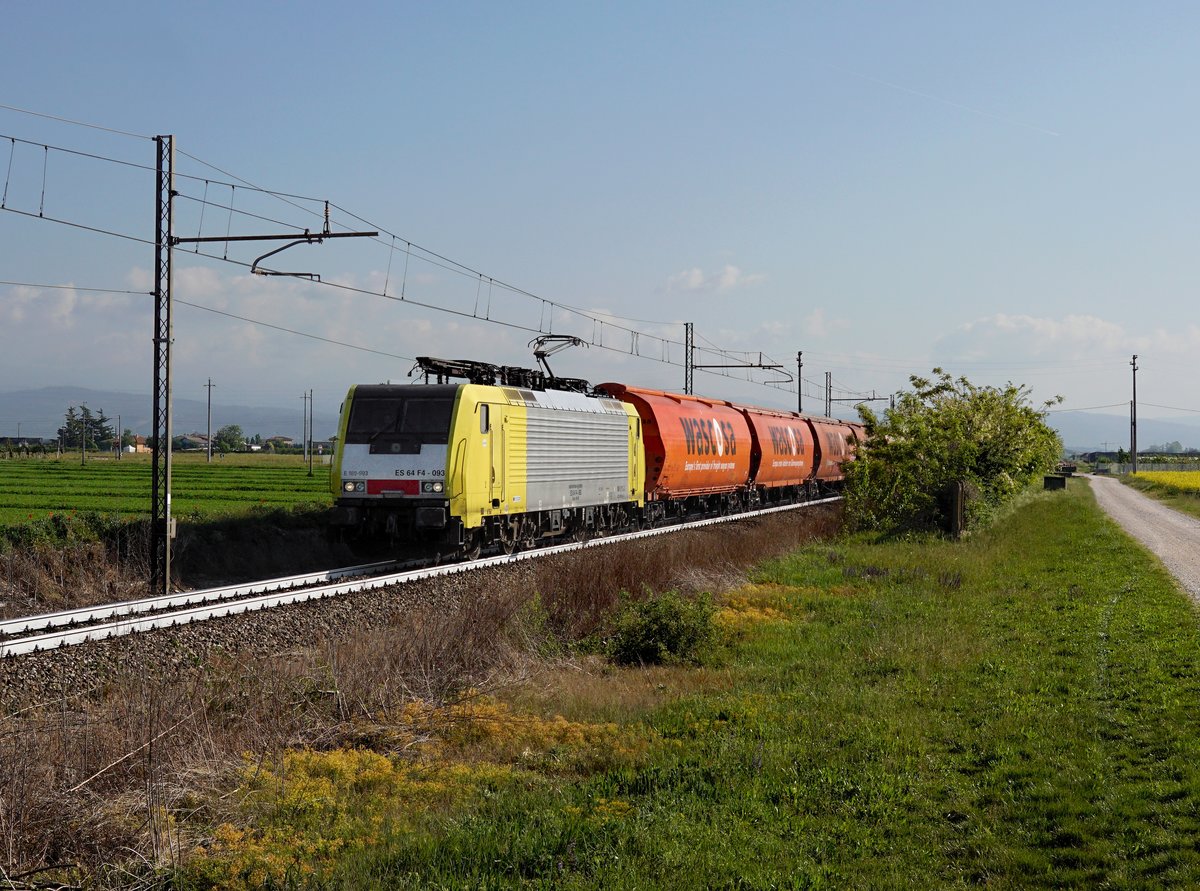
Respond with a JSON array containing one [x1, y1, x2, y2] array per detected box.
[[0, 497, 840, 658]]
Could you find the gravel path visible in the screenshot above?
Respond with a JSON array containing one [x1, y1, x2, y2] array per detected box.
[[1088, 474, 1200, 600]]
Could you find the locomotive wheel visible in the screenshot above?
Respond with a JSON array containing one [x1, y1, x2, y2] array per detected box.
[[462, 531, 482, 561]]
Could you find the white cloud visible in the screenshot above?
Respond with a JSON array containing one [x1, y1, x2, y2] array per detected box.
[[933, 313, 1133, 365], [921, 312, 1200, 414], [802, 308, 850, 339], [665, 264, 766, 293], [126, 267, 154, 291]]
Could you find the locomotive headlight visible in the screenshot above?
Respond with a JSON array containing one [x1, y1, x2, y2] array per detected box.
[[355, 482, 366, 492], [343, 481, 356, 492], [432, 481, 444, 493]]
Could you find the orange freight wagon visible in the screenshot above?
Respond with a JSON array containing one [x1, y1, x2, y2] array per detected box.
[[598, 383, 752, 499], [736, 405, 817, 489], [811, 417, 859, 483]]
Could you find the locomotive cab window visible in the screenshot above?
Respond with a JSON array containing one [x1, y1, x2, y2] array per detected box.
[[344, 385, 458, 451], [480, 403, 489, 434]]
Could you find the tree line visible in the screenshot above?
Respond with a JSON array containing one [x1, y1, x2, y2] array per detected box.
[[52, 409, 302, 454]]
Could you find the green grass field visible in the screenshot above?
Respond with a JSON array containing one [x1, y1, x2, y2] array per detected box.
[[182, 481, 1200, 888], [0, 453, 333, 525]]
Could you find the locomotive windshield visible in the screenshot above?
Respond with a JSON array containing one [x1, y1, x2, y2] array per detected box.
[[345, 385, 458, 449]]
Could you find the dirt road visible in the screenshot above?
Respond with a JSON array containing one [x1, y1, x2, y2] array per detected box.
[[1088, 474, 1200, 600]]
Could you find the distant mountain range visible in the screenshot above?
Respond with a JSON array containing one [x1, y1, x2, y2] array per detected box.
[[0, 386, 339, 441], [1047, 411, 1200, 454]]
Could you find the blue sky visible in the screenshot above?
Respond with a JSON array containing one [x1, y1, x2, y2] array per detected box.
[[2, 2, 1198, 436]]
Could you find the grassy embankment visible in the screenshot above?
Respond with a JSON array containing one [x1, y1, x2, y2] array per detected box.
[[181, 481, 1200, 888], [1126, 470, 1200, 520], [0, 452, 331, 525]]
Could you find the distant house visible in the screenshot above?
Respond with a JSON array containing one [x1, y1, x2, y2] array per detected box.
[[266, 436, 294, 447], [174, 433, 211, 451], [123, 435, 150, 454]]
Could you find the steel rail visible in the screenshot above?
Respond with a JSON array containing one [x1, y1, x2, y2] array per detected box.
[[0, 560, 399, 637], [1, 497, 839, 658]]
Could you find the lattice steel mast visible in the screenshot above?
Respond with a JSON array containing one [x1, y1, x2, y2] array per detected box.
[[150, 135, 174, 596]]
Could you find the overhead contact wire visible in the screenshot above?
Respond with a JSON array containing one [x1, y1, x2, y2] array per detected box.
[[0, 205, 154, 245], [0, 103, 152, 140], [175, 298, 415, 362]]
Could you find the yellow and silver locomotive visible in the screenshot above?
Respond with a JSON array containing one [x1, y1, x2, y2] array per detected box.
[[331, 358, 644, 558]]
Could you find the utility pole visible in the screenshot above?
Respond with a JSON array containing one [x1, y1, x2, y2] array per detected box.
[[205, 378, 215, 463], [301, 392, 310, 465], [79, 405, 86, 467], [797, 351, 803, 413], [1131, 354, 1138, 473], [683, 322, 695, 395], [825, 372, 832, 418], [308, 389, 315, 476], [116, 414, 121, 460]]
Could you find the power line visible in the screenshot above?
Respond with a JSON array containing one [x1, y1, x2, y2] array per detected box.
[[0, 125, 844, 397], [1045, 402, 1129, 413], [168, 152, 820, 397], [0, 130, 332, 204], [175, 298, 416, 362], [0, 103, 152, 140], [0, 131, 158, 176], [0, 205, 155, 245], [329, 201, 685, 333], [177, 184, 704, 370], [0, 279, 148, 295], [0, 278, 412, 364], [1141, 401, 1200, 415], [176, 148, 326, 219], [173, 190, 309, 235], [180, 242, 799, 392]]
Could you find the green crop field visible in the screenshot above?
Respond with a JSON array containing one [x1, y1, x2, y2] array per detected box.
[[0, 453, 334, 525]]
